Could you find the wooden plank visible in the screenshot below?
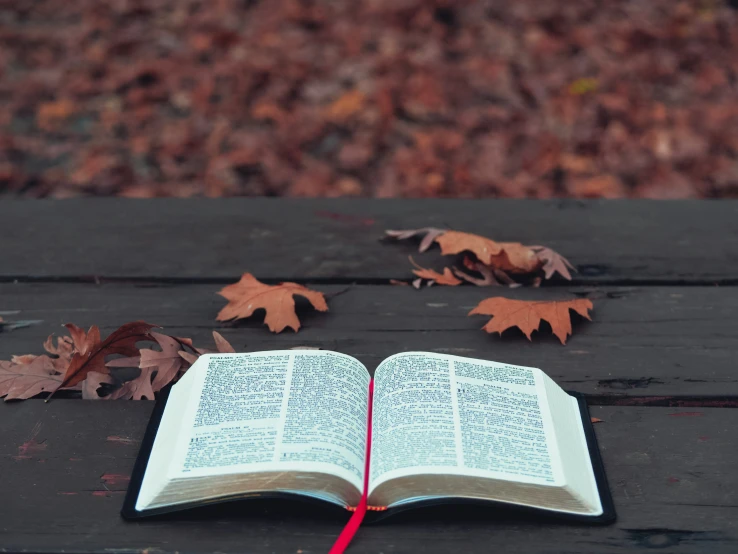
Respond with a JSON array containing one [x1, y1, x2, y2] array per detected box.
[[1, 283, 737, 398], [0, 401, 735, 554], [1, 199, 738, 283]]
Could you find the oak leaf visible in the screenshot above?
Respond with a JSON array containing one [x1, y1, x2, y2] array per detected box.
[[43, 335, 75, 361], [106, 331, 236, 399], [409, 257, 461, 286], [0, 356, 64, 401], [52, 321, 157, 395], [106, 366, 156, 400], [469, 297, 593, 345], [81, 372, 116, 400], [216, 273, 328, 332], [178, 331, 235, 365]]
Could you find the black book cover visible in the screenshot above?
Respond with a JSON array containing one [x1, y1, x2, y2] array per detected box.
[[122, 387, 615, 524]]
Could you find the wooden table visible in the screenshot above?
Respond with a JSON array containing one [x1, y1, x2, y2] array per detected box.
[[1, 199, 737, 554]]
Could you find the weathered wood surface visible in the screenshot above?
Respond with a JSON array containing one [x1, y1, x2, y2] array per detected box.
[[1, 401, 735, 554], [2, 199, 737, 554], [1, 283, 737, 399], [2, 199, 738, 283]]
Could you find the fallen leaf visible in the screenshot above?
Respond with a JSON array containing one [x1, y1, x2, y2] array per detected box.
[[452, 257, 516, 287], [37, 99, 75, 130], [409, 257, 461, 286], [385, 229, 571, 283], [175, 331, 236, 365], [107, 331, 236, 396], [178, 351, 200, 365], [43, 335, 74, 361], [435, 231, 540, 273], [11, 354, 40, 365], [81, 372, 116, 400], [52, 321, 157, 394], [327, 89, 366, 121], [385, 228, 446, 252], [530, 246, 576, 280], [65, 323, 101, 357], [107, 367, 156, 400], [212, 331, 235, 353], [590, 417, 603, 423], [139, 332, 190, 391], [0, 356, 64, 401], [216, 273, 328, 332], [469, 297, 593, 344]]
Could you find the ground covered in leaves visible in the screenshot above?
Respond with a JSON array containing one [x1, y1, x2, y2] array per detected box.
[[2, 0, 738, 198]]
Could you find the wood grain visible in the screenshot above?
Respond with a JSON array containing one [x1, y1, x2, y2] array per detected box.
[[0, 400, 735, 554], [1, 199, 737, 283], [1, 283, 737, 398]]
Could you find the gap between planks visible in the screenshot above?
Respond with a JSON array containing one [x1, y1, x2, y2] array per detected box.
[[2, 275, 738, 287]]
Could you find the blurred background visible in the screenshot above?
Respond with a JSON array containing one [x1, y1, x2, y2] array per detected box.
[[1, 0, 737, 199]]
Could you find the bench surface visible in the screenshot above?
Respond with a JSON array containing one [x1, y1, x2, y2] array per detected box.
[[1, 199, 736, 554]]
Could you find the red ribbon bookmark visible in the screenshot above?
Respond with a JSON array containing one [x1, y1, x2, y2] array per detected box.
[[329, 379, 374, 554]]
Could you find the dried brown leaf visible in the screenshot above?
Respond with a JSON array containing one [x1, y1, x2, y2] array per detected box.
[[81, 372, 115, 400], [178, 351, 200, 365], [469, 297, 593, 345], [531, 246, 576, 281], [435, 231, 540, 273], [409, 257, 461, 286], [106, 367, 156, 400], [139, 332, 190, 392], [52, 321, 157, 395], [212, 331, 235, 353], [1, 356, 64, 401], [43, 335, 74, 361], [384, 228, 446, 253], [216, 273, 328, 333]]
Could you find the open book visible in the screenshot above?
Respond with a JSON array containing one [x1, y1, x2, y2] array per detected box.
[[123, 351, 613, 523]]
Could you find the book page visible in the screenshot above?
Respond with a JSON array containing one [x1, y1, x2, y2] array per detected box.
[[167, 351, 370, 492], [369, 352, 562, 494]]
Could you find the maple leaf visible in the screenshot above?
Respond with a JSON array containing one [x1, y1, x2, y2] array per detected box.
[[469, 297, 593, 345], [0, 356, 64, 401], [385, 228, 446, 253], [530, 246, 576, 281], [216, 273, 328, 333], [51, 321, 157, 395], [409, 257, 461, 286]]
